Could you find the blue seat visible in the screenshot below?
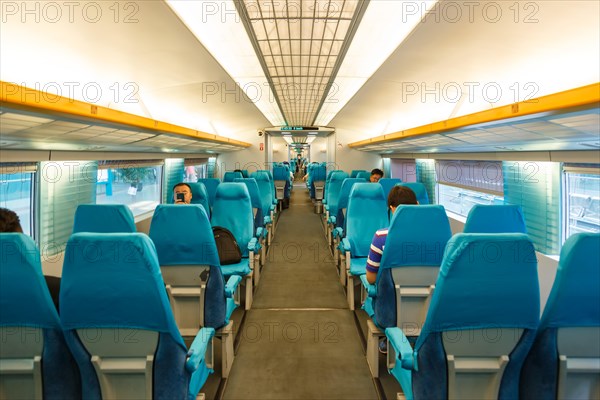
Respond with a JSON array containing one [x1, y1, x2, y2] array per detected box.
[[334, 177, 367, 233], [177, 182, 211, 219], [252, 171, 277, 236], [310, 165, 327, 201], [340, 183, 388, 309], [351, 169, 368, 178], [72, 204, 136, 233], [240, 169, 249, 178], [324, 171, 350, 243], [379, 178, 403, 199], [356, 171, 371, 180], [197, 178, 220, 206], [235, 178, 269, 260], [211, 183, 260, 307], [397, 182, 430, 204], [520, 232, 600, 400], [61, 233, 214, 400], [273, 165, 291, 200], [149, 204, 242, 378], [464, 204, 527, 233], [324, 170, 343, 204], [386, 233, 539, 400], [0, 233, 81, 400], [223, 171, 243, 182]]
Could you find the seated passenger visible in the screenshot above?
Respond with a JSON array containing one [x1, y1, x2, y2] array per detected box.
[[365, 186, 418, 284], [0, 208, 61, 312], [370, 168, 384, 183], [173, 182, 192, 204]]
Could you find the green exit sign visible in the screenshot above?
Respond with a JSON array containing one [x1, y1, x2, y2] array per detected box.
[[281, 126, 318, 131]]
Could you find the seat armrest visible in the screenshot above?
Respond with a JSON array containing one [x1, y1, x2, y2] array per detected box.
[[359, 274, 377, 297], [248, 237, 260, 252], [341, 238, 351, 252], [328, 215, 336, 225], [186, 327, 216, 373], [333, 227, 344, 238], [225, 275, 242, 297], [256, 227, 264, 239], [385, 327, 416, 370]]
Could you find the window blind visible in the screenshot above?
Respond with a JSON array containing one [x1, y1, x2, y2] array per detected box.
[[436, 160, 504, 196], [391, 159, 417, 182]]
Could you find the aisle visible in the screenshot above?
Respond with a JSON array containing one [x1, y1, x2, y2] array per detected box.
[[222, 185, 377, 399]]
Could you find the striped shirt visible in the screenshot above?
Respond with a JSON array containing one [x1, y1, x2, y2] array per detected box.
[[366, 228, 388, 274]]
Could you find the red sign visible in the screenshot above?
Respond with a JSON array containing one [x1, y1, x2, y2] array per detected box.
[[259, 142, 264, 151]]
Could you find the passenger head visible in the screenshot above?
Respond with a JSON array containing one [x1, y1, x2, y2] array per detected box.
[[387, 186, 418, 214], [0, 208, 23, 233], [370, 168, 384, 183], [173, 183, 192, 204]]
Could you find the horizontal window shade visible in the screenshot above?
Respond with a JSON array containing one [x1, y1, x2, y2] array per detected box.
[[98, 160, 164, 169], [391, 159, 417, 182], [563, 163, 600, 175], [39, 161, 98, 255], [502, 161, 560, 255], [436, 160, 504, 195], [184, 158, 208, 166], [0, 162, 38, 174]]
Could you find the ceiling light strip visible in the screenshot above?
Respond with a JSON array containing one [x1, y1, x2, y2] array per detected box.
[[310, 0, 370, 126]]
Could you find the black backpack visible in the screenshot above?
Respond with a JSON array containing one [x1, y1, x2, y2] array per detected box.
[[212, 226, 242, 265]]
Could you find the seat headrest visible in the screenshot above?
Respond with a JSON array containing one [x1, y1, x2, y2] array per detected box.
[[215, 182, 251, 201], [381, 205, 451, 268], [349, 182, 385, 200], [330, 171, 349, 182], [396, 182, 429, 204], [0, 233, 61, 328], [73, 204, 136, 234], [464, 205, 527, 234], [187, 182, 209, 203], [223, 171, 243, 182], [541, 232, 600, 329], [61, 233, 184, 348], [252, 171, 271, 182], [149, 204, 219, 267], [416, 233, 539, 350], [338, 178, 367, 209], [356, 171, 371, 180]]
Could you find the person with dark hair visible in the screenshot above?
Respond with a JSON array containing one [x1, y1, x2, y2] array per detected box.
[[370, 168, 384, 183], [173, 182, 192, 204], [0, 208, 61, 312], [365, 186, 418, 285]]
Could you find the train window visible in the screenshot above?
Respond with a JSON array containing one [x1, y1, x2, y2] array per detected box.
[[96, 162, 163, 217], [435, 160, 504, 217], [0, 166, 35, 236], [437, 183, 505, 217], [183, 158, 209, 182], [564, 169, 600, 239]]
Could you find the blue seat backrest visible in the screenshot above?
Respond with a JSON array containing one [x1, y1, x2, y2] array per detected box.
[[235, 178, 265, 228], [0, 233, 81, 399], [356, 171, 371, 180], [379, 178, 403, 199], [187, 182, 211, 219], [397, 182, 429, 204], [351, 170, 368, 178], [464, 204, 527, 233], [255, 170, 276, 202], [520, 232, 600, 399], [197, 178, 220, 206], [211, 183, 254, 257], [251, 171, 274, 219], [346, 183, 388, 257], [223, 171, 243, 182], [61, 232, 192, 399], [72, 204, 136, 234], [241, 170, 249, 178], [336, 178, 367, 228], [375, 205, 452, 328], [326, 171, 349, 217], [148, 204, 226, 329], [273, 166, 291, 197], [413, 233, 539, 399]]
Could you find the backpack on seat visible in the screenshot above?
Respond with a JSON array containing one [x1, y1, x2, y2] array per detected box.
[[212, 226, 242, 265]]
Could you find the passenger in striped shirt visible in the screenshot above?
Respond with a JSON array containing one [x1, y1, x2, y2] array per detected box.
[[366, 186, 418, 284]]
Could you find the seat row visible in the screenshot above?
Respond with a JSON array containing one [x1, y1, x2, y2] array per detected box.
[[342, 200, 599, 399], [0, 190, 279, 399]]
